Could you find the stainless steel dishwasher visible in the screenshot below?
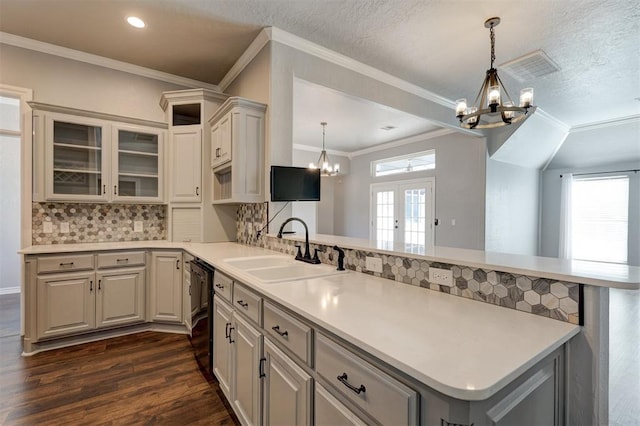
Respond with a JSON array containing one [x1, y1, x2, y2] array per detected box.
[[189, 259, 214, 376]]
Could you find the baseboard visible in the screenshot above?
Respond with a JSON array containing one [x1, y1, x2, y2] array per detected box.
[[0, 287, 20, 295]]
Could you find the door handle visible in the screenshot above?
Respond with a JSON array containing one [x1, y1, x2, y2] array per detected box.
[[113, 185, 117, 195], [176, 259, 180, 269], [195, 186, 199, 196], [98, 279, 101, 290], [259, 357, 266, 378], [89, 280, 93, 292]]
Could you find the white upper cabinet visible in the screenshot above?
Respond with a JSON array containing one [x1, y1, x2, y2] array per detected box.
[[33, 104, 166, 203], [45, 114, 110, 202], [111, 124, 164, 203], [208, 97, 267, 204], [169, 127, 202, 202]]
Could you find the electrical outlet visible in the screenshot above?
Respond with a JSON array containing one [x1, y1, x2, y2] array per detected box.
[[60, 222, 70, 233], [429, 267, 454, 287], [43, 221, 53, 233], [365, 256, 383, 273], [134, 221, 143, 233]]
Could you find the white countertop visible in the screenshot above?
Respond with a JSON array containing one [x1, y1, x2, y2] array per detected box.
[[21, 240, 580, 401], [276, 233, 640, 290]]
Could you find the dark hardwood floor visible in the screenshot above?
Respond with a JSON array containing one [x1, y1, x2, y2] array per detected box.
[[0, 294, 238, 425]]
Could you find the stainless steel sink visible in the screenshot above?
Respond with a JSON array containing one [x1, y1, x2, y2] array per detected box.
[[223, 255, 347, 283]]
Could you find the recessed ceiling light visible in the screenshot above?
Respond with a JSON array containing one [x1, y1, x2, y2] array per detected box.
[[126, 16, 145, 29]]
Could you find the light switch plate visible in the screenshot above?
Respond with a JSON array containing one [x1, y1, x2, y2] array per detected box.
[[134, 221, 143, 233], [365, 256, 383, 273], [60, 222, 70, 233], [43, 221, 53, 233], [429, 267, 454, 287]]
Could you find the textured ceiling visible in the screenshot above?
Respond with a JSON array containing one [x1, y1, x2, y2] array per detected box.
[[1, 0, 639, 130]]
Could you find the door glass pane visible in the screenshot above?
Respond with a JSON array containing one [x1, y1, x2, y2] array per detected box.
[[52, 121, 103, 196], [404, 188, 426, 252], [117, 130, 159, 198], [376, 191, 395, 246]]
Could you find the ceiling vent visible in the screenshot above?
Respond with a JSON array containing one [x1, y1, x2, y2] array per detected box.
[[499, 49, 560, 82]]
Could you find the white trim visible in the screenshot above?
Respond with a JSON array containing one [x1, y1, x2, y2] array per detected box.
[[0, 32, 219, 91], [569, 114, 640, 133], [535, 108, 570, 132], [0, 286, 20, 295], [218, 28, 271, 91], [350, 128, 455, 159], [268, 27, 455, 109], [292, 143, 350, 157]]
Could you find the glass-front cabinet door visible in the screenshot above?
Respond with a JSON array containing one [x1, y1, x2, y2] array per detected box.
[[45, 115, 109, 201], [112, 124, 164, 203]]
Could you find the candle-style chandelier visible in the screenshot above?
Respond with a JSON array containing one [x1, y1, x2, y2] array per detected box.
[[455, 17, 534, 129], [308, 122, 340, 176]]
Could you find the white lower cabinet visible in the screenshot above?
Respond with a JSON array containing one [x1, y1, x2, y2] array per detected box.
[[95, 267, 145, 328], [37, 271, 96, 339], [213, 294, 263, 426], [315, 383, 367, 426], [213, 295, 234, 398], [263, 337, 312, 426], [150, 251, 183, 323], [232, 313, 263, 426], [35, 252, 148, 340]]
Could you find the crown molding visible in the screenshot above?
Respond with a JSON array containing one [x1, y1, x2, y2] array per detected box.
[[570, 114, 640, 133], [218, 28, 271, 91], [268, 27, 455, 109], [0, 32, 220, 91], [349, 128, 456, 159]]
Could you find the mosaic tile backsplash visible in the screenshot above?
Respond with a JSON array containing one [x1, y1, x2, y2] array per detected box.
[[237, 203, 581, 325], [32, 202, 166, 244]]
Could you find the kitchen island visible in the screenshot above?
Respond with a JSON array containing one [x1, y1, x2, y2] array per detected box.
[[21, 240, 637, 425]]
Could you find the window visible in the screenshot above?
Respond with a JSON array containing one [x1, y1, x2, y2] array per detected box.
[[571, 176, 629, 264], [372, 150, 435, 177]]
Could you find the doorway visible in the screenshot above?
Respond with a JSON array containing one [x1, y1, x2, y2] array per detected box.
[[370, 178, 435, 253]]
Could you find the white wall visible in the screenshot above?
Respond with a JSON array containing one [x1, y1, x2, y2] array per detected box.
[[343, 132, 486, 250], [0, 134, 21, 292], [485, 159, 540, 256], [0, 44, 189, 122], [540, 161, 640, 266]]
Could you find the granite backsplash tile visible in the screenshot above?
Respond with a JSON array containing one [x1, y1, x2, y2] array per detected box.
[[32, 202, 166, 244]]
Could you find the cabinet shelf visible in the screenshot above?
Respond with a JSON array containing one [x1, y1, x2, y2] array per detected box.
[[118, 149, 159, 157], [118, 172, 159, 178], [53, 142, 101, 151], [53, 168, 101, 174]]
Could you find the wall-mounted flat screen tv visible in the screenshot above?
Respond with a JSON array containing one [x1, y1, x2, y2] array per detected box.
[[270, 166, 321, 201]]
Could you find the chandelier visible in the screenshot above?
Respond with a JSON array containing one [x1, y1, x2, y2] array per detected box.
[[308, 122, 340, 176], [455, 17, 534, 129]]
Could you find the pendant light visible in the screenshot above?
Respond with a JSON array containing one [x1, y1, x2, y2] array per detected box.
[[455, 17, 534, 129], [308, 122, 340, 176]]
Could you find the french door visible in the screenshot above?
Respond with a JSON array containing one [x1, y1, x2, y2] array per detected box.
[[370, 178, 435, 253]]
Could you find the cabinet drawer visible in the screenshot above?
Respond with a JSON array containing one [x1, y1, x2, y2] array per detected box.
[[213, 271, 233, 302], [37, 254, 94, 274], [97, 251, 145, 269], [316, 334, 418, 426], [232, 283, 262, 326], [264, 300, 312, 366]]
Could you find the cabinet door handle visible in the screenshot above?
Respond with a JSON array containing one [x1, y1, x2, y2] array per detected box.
[[228, 326, 235, 343], [89, 280, 93, 292], [195, 186, 200, 196], [98, 279, 101, 290], [116, 258, 129, 263], [236, 300, 248, 309], [216, 147, 221, 157], [188, 284, 191, 296], [176, 259, 180, 270], [225, 322, 230, 339], [259, 357, 266, 378], [215, 283, 224, 290], [271, 325, 288, 338], [59, 262, 74, 267], [113, 185, 117, 195], [337, 373, 366, 395], [103, 184, 106, 195]]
